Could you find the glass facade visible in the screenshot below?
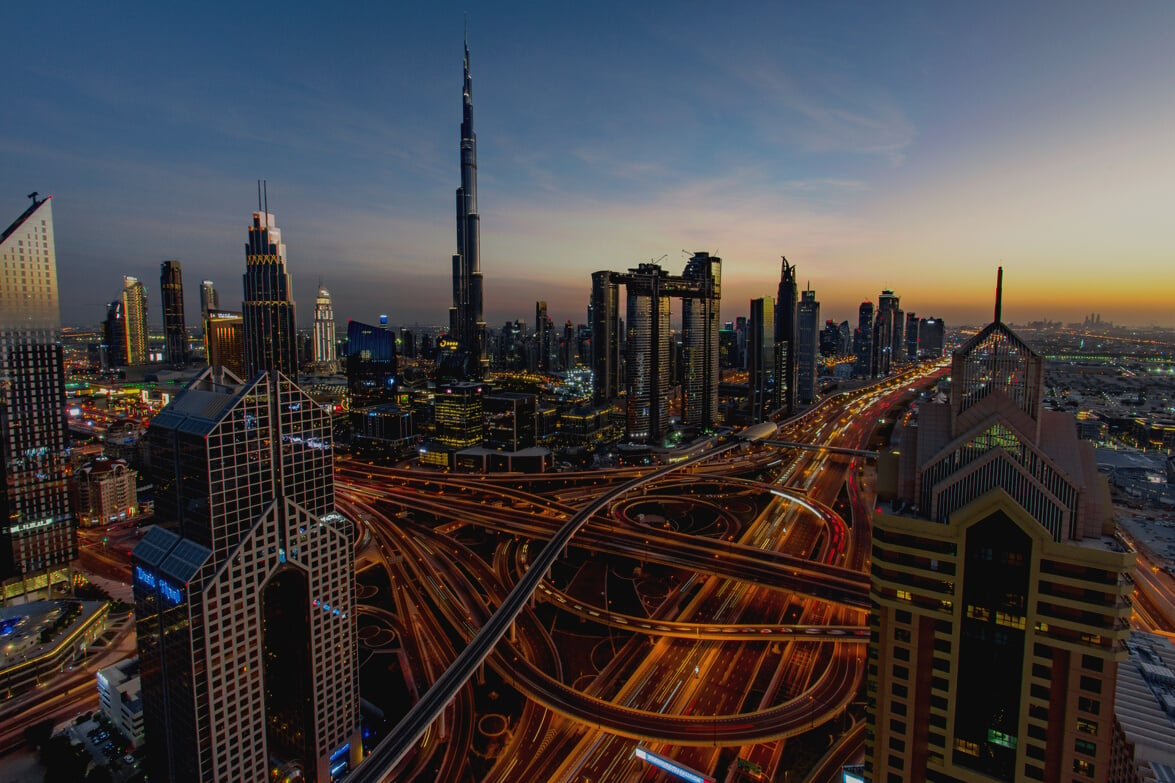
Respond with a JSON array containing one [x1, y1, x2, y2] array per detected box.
[[243, 212, 298, 378], [345, 320, 397, 404], [161, 260, 187, 368]]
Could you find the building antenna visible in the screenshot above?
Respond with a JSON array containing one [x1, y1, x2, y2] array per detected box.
[[994, 265, 1004, 323], [257, 180, 262, 213], [263, 180, 269, 228]]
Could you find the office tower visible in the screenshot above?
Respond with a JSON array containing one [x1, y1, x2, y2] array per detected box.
[[838, 320, 852, 355], [203, 310, 245, 378], [484, 392, 537, 451], [449, 36, 487, 377], [435, 381, 484, 448], [199, 279, 218, 319], [795, 288, 820, 404], [775, 256, 797, 413], [871, 289, 899, 377], [918, 316, 945, 358], [243, 196, 298, 378], [161, 260, 186, 368], [820, 320, 841, 357], [559, 320, 575, 372], [345, 320, 397, 404], [104, 299, 126, 370], [867, 275, 1132, 783], [0, 194, 74, 595], [625, 263, 670, 443], [399, 328, 416, 360], [680, 251, 721, 430], [590, 270, 621, 402], [535, 301, 552, 372], [133, 368, 361, 782], [313, 285, 337, 366], [121, 276, 149, 366], [735, 316, 747, 369], [748, 297, 777, 422], [905, 311, 919, 361], [853, 301, 874, 378]]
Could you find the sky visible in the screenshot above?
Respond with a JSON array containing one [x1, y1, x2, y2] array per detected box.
[[3, 2, 1173, 330]]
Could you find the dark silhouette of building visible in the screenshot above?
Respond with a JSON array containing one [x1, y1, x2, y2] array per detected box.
[[905, 311, 919, 361], [161, 260, 186, 368], [484, 392, 537, 451], [748, 296, 777, 422], [103, 299, 126, 370], [535, 301, 552, 372], [820, 319, 841, 357], [919, 316, 945, 358], [680, 252, 722, 430], [198, 279, 218, 320], [345, 320, 397, 404], [449, 36, 487, 377], [775, 256, 797, 413], [0, 194, 74, 594], [590, 271, 621, 402], [796, 288, 820, 404], [242, 190, 298, 378], [872, 289, 900, 377], [853, 301, 874, 378]]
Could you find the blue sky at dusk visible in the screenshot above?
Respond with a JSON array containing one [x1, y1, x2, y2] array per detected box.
[[3, 2, 1173, 329]]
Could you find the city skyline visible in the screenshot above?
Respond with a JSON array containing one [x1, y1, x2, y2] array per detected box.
[[4, 4, 1174, 330]]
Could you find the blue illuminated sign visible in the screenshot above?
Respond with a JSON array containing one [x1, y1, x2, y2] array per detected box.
[[633, 747, 713, 783], [159, 580, 183, 606], [134, 565, 156, 588]]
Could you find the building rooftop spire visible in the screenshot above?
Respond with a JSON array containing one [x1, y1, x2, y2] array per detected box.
[[995, 266, 1003, 323]]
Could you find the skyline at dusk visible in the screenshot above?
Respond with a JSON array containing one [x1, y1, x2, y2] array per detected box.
[[4, 3, 1174, 329]]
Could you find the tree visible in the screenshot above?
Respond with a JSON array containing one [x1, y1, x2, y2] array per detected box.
[[23, 718, 54, 749]]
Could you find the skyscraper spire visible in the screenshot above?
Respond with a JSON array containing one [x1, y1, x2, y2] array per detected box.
[[451, 28, 486, 377], [994, 266, 1004, 323]]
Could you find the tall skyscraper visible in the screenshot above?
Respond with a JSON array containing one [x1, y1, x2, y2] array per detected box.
[[867, 274, 1132, 783], [313, 285, 337, 366], [590, 271, 621, 402], [449, 36, 487, 377], [133, 368, 361, 783], [535, 301, 552, 372], [918, 316, 945, 358], [625, 263, 670, 443], [103, 298, 126, 370], [795, 288, 820, 404], [199, 279, 219, 319], [872, 289, 899, 377], [121, 276, 149, 366], [345, 319, 396, 404], [775, 256, 797, 414], [0, 194, 74, 596], [161, 260, 186, 368], [853, 301, 874, 378], [680, 251, 721, 430], [748, 296, 777, 422], [905, 311, 919, 361], [243, 195, 298, 378]]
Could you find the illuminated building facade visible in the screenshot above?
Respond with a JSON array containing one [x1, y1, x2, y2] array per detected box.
[[680, 252, 721, 430], [590, 270, 621, 403], [133, 368, 361, 783], [243, 203, 298, 378], [854, 301, 874, 378], [625, 264, 671, 442], [161, 260, 186, 367], [345, 320, 396, 404], [72, 458, 138, 527], [867, 281, 1132, 783], [435, 381, 484, 449], [0, 194, 74, 596], [313, 285, 336, 366], [121, 276, 149, 366], [203, 311, 245, 379], [199, 279, 218, 320]]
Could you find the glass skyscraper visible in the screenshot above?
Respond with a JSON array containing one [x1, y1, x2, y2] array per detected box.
[[0, 194, 74, 597], [243, 206, 298, 378], [161, 260, 187, 368]]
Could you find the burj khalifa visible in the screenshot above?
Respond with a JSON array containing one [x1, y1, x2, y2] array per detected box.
[[449, 35, 487, 377]]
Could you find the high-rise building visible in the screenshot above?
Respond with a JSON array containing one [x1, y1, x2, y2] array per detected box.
[[535, 301, 552, 372], [872, 289, 899, 377], [243, 198, 298, 378], [203, 310, 245, 378], [775, 256, 797, 413], [199, 279, 218, 320], [748, 297, 777, 422], [680, 251, 721, 430], [0, 194, 74, 596], [449, 36, 487, 377], [435, 381, 484, 449], [625, 264, 670, 443], [121, 276, 149, 366], [133, 368, 361, 782], [796, 288, 820, 404], [345, 320, 396, 404], [161, 260, 186, 368], [853, 301, 874, 378], [313, 285, 337, 366], [103, 299, 126, 370], [590, 271, 621, 402], [484, 392, 537, 451], [918, 316, 945, 358], [905, 311, 919, 361], [867, 276, 1132, 783], [820, 319, 841, 357]]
